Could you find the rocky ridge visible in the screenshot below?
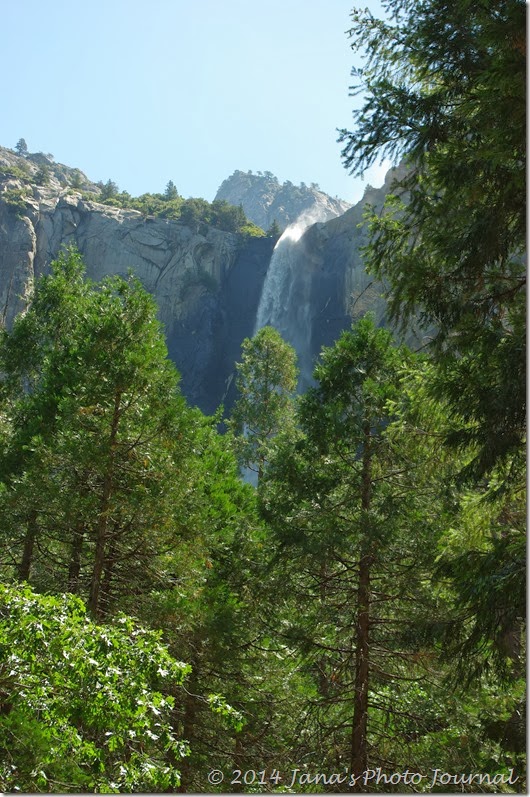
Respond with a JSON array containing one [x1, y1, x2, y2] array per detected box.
[[0, 146, 277, 411], [0, 145, 408, 413], [260, 165, 415, 391], [0, 146, 100, 195], [214, 170, 351, 231]]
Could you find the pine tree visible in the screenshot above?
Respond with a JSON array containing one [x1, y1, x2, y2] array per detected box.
[[164, 179, 179, 200], [266, 219, 282, 237], [228, 326, 298, 483], [337, 0, 526, 693], [15, 138, 28, 156], [0, 247, 199, 618], [99, 179, 119, 200], [338, 0, 526, 484], [261, 318, 439, 779]]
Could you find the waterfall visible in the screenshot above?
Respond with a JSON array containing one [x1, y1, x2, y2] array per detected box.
[[255, 207, 329, 387], [239, 205, 344, 484], [255, 221, 306, 332]]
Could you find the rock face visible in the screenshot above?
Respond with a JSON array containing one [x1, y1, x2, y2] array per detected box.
[[214, 170, 351, 231], [0, 145, 100, 195], [166, 234, 275, 412], [252, 167, 414, 392], [0, 145, 410, 415], [0, 149, 275, 413]]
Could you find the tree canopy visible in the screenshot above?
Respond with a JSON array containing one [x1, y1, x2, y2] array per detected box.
[[15, 138, 28, 156], [228, 326, 298, 482], [0, 584, 189, 792], [97, 189, 265, 237], [338, 0, 526, 484], [0, 0, 526, 789], [338, 0, 526, 757]]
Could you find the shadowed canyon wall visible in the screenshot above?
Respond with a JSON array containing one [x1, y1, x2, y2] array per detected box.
[[0, 146, 405, 413]]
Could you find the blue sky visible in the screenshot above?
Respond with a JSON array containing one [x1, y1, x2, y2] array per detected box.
[[3, 1, 389, 204]]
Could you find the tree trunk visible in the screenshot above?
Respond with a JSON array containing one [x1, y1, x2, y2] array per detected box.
[[232, 733, 244, 793], [18, 509, 38, 582], [177, 657, 199, 793], [350, 421, 372, 788], [88, 389, 121, 618], [317, 560, 330, 697], [350, 550, 371, 784], [67, 523, 84, 593], [98, 534, 119, 619]]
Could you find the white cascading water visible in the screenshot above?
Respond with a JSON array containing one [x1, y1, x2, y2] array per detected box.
[[255, 207, 329, 387], [255, 221, 306, 332], [242, 206, 340, 484]]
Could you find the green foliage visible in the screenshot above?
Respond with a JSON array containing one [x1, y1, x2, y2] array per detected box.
[[97, 188, 264, 236], [207, 694, 245, 733], [381, 354, 526, 687], [0, 163, 31, 181], [126, 419, 274, 791], [339, 0, 526, 483], [0, 583, 189, 792], [210, 200, 246, 232], [228, 326, 298, 482], [338, 0, 526, 715], [2, 188, 29, 216], [164, 179, 179, 200], [435, 530, 525, 683], [98, 179, 119, 200], [258, 317, 526, 786], [15, 138, 28, 156], [260, 318, 442, 775], [178, 196, 211, 229], [239, 221, 266, 238], [34, 164, 51, 186], [0, 4, 526, 781], [266, 219, 282, 237], [0, 249, 268, 792], [367, 676, 526, 789], [0, 247, 201, 618], [69, 169, 84, 189]]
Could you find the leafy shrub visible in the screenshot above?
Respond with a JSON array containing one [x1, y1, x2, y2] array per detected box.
[[35, 165, 51, 186], [239, 222, 266, 238], [0, 584, 190, 793], [0, 163, 31, 181], [2, 188, 28, 216], [98, 190, 265, 236]]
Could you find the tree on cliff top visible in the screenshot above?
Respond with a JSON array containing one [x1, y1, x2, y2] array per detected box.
[[99, 179, 119, 200], [15, 138, 28, 156], [266, 219, 282, 238], [164, 179, 179, 200]]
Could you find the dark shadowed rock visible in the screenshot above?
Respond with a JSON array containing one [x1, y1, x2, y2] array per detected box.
[[0, 146, 415, 414]]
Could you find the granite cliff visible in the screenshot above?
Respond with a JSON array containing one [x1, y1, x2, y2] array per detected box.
[[253, 168, 411, 390], [214, 170, 351, 231], [0, 145, 404, 414]]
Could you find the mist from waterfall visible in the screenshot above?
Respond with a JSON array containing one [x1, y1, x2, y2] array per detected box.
[[255, 207, 329, 388]]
